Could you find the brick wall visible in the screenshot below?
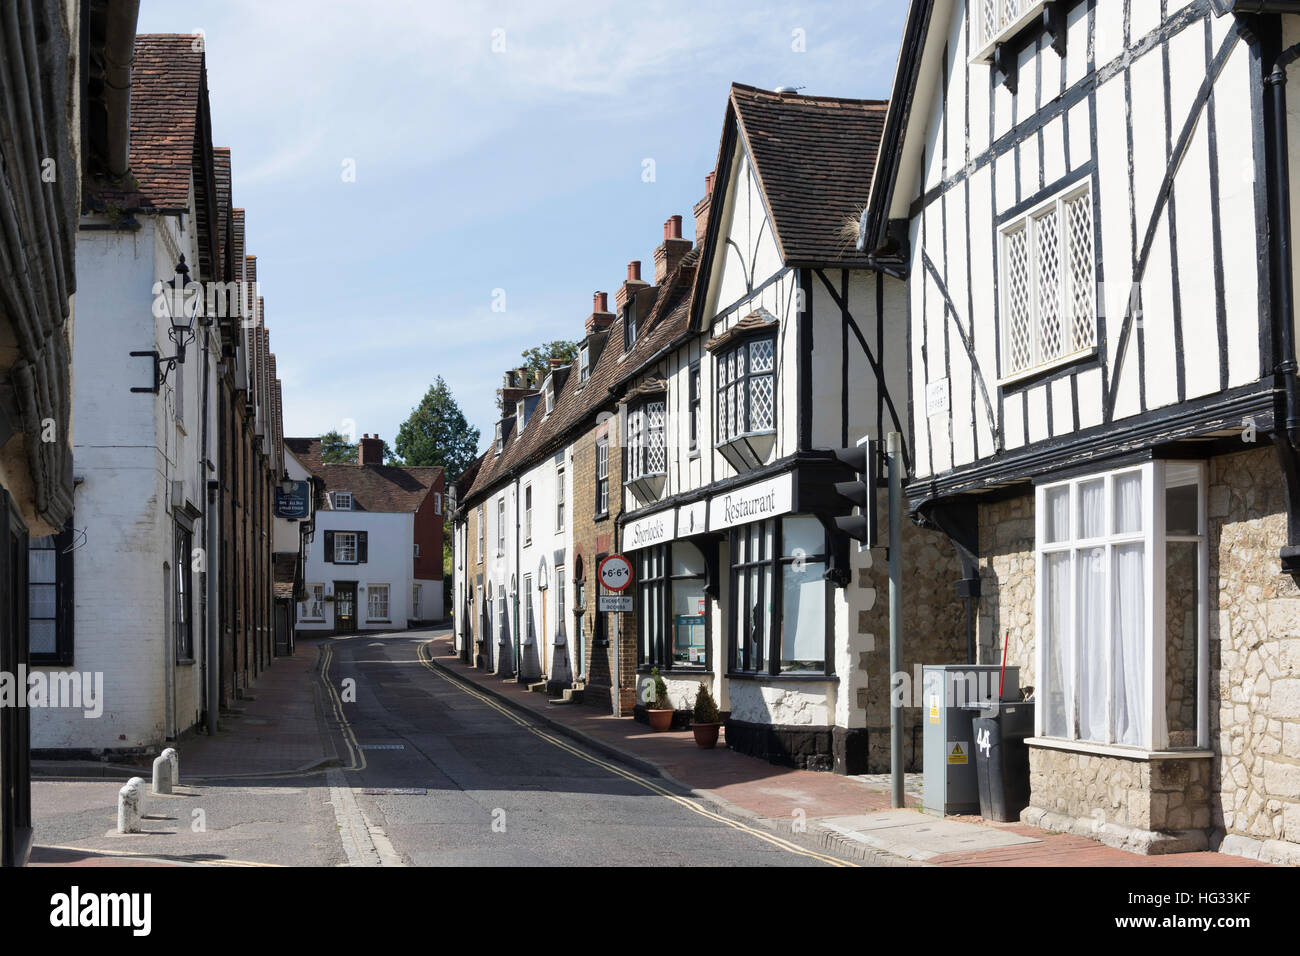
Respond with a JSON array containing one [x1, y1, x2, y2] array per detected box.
[[573, 416, 635, 714]]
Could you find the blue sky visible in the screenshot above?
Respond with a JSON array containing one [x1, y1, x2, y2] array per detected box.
[[137, 0, 907, 454]]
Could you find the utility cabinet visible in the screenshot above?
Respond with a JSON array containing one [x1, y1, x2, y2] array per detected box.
[[921, 664, 1020, 816]]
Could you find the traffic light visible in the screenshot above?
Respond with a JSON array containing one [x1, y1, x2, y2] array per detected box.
[[832, 440, 877, 548]]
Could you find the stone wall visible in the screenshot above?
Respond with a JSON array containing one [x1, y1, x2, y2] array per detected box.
[[975, 491, 1036, 683], [1023, 747, 1212, 853], [1208, 446, 1300, 864], [856, 490, 968, 772]]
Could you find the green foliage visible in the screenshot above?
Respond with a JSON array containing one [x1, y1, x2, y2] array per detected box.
[[394, 376, 481, 482], [320, 430, 356, 463], [650, 666, 671, 710], [497, 340, 580, 410], [692, 683, 720, 724]]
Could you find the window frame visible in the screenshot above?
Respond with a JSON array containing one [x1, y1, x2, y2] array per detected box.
[[1034, 461, 1209, 753], [333, 491, 353, 511], [595, 437, 610, 518], [971, 0, 1049, 64], [688, 362, 701, 455], [497, 497, 506, 555], [477, 504, 485, 562], [997, 181, 1096, 384], [367, 583, 391, 622], [300, 583, 325, 621], [626, 398, 667, 482], [726, 516, 834, 677], [714, 333, 777, 445], [637, 542, 709, 671], [174, 522, 194, 662], [29, 523, 75, 666], [523, 484, 533, 545], [556, 462, 566, 531], [334, 531, 359, 564], [579, 345, 590, 382]]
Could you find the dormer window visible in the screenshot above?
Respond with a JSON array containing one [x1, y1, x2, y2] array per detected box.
[[623, 301, 637, 352], [333, 492, 353, 511], [579, 345, 590, 382], [494, 421, 503, 455], [545, 380, 555, 414], [517, 400, 527, 428]]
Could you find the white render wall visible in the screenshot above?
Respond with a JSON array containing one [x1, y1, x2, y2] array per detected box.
[[34, 211, 218, 751], [516, 442, 575, 681], [299, 509, 418, 631]]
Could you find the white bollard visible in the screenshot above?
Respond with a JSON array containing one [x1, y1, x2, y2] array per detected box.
[[151, 752, 173, 794], [164, 746, 179, 785], [118, 777, 145, 833]]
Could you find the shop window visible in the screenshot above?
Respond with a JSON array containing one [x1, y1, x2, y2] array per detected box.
[[1037, 462, 1207, 750], [637, 542, 708, 669], [728, 515, 831, 675], [300, 583, 325, 621]]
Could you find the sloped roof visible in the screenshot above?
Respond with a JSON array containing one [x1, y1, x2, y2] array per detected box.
[[725, 83, 887, 266], [286, 438, 442, 513], [463, 249, 699, 507], [95, 35, 206, 210]]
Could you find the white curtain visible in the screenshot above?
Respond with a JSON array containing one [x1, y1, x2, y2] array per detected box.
[[1079, 479, 1104, 538], [1077, 546, 1107, 742], [1112, 542, 1147, 746], [1114, 472, 1143, 534], [1044, 552, 1071, 737], [1046, 486, 1070, 542]]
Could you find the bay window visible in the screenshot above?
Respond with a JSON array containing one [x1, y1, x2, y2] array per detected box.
[[1036, 461, 1207, 751], [711, 323, 777, 471]]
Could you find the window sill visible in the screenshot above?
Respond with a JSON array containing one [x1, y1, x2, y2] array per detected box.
[[997, 347, 1097, 389], [726, 671, 836, 683], [637, 664, 710, 674], [1024, 737, 1211, 761], [177, 658, 196, 666], [969, 0, 1047, 64], [593, 512, 610, 522]]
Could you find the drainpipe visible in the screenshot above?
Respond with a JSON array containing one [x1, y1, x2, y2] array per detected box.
[[514, 478, 523, 682], [1263, 35, 1300, 575], [102, 1, 140, 180]]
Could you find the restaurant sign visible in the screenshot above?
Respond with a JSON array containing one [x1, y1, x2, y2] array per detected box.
[[707, 471, 794, 531]]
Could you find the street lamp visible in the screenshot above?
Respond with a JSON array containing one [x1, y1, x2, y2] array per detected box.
[[131, 255, 203, 394], [279, 472, 296, 495]]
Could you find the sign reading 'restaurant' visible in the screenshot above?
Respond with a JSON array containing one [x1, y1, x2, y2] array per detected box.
[[623, 510, 676, 551], [707, 471, 794, 531]]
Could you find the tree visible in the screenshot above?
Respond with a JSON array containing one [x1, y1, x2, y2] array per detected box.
[[320, 430, 356, 463], [394, 376, 480, 482], [319, 430, 399, 465], [496, 339, 580, 410]]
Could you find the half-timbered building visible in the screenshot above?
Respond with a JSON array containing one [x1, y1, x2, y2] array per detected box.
[[864, 0, 1300, 861], [612, 85, 966, 773]]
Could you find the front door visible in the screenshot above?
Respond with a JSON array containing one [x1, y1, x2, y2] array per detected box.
[[334, 582, 357, 634]]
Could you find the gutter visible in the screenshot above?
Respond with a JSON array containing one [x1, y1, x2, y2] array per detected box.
[[102, 1, 140, 180]]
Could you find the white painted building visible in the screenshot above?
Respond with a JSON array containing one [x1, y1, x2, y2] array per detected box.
[[289, 435, 445, 634]]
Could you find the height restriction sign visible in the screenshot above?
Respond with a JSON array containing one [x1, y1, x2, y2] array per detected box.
[[598, 554, 633, 592]]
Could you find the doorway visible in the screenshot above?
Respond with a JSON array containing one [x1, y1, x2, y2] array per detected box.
[[334, 582, 357, 634]]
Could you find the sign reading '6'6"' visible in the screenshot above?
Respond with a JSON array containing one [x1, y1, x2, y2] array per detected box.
[[598, 553, 633, 592]]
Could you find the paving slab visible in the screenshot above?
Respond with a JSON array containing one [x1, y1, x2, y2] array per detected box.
[[818, 809, 1040, 861]]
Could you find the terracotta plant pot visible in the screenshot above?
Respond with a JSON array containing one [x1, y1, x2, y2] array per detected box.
[[647, 708, 674, 732], [692, 722, 720, 749]]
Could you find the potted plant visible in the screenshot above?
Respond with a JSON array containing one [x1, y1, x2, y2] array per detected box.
[[646, 667, 674, 731], [691, 683, 722, 749]]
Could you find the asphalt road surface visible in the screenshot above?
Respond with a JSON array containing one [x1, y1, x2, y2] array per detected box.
[[327, 632, 853, 867]]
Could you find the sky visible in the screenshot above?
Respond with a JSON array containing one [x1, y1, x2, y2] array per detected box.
[[137, 0, 908, 455]]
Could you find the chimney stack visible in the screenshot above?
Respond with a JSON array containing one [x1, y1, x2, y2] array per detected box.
[[616, 260, 649, 311], [654, 214, 694, 283], [358, 434, 384, 466], [586, 291, 615, 333], [693, 171, 716, 245]]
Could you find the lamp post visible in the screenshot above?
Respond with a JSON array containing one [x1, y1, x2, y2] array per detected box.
[[132, 255, 203, 393]]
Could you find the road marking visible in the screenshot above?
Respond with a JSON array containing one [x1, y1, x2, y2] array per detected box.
[[414, 641, 856, 868], [319, 641, 366, 772], [37, 844, 279, 867]]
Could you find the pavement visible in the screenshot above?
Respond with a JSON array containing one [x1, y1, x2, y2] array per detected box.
[[423, 634, 1270, 868], [28, 639, 347, 867]]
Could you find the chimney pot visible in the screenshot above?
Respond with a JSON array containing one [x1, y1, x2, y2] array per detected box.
[[594, 291, 608, 313], [627, 261, 641, 282], [665, 215, 683, 240]]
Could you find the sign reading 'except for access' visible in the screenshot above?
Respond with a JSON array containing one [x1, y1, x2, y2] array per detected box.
[[598, 595, 633, 612], [598, 554, 633, 592]]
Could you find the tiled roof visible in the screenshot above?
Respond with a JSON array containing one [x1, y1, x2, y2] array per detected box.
[[727, 84, 887, 266], [463, 249, 698, 507], [212, 148, 232, 279], [95, 35, 206, 211], [285, 437, 442, 513]]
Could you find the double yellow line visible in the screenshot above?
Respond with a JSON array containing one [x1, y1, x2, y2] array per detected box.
[[415, 641, 856, 868], [319, 640, 366, 772]]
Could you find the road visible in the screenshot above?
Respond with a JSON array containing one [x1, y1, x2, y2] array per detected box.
[[325, 631, 853, 866]]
